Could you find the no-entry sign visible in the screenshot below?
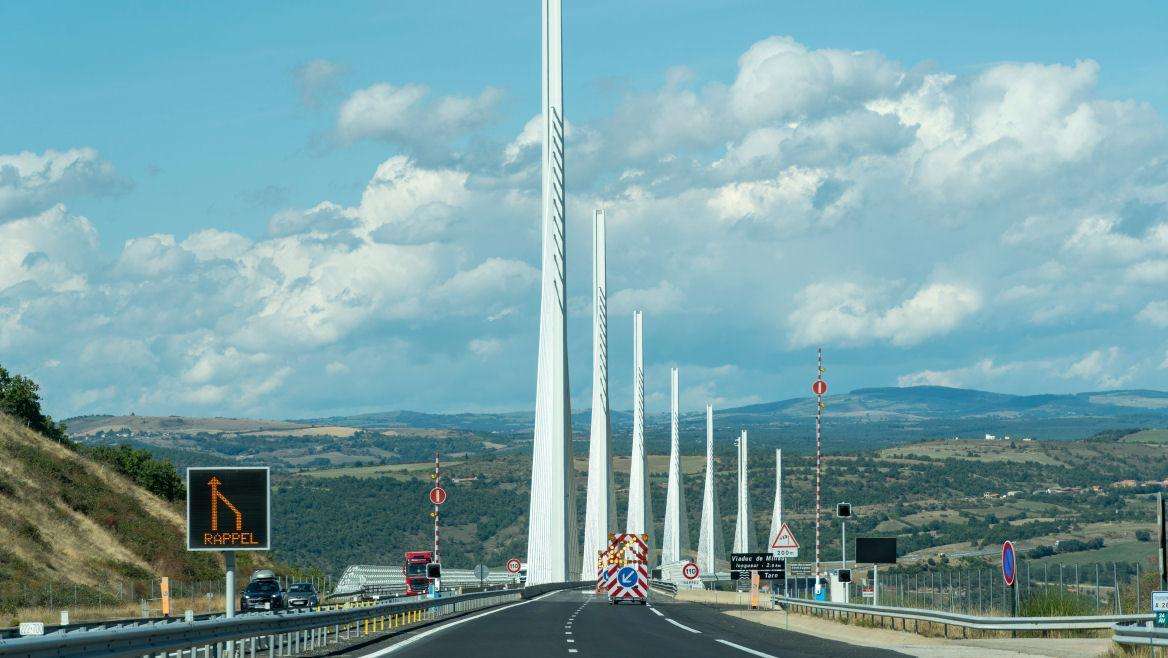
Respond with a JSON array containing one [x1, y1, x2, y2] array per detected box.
[[186, 467, 270, 551], [507, 558, 522, 574], [812, 380, 827, 395], [429, 486, 447, 505], [682, 562, 700, 580]]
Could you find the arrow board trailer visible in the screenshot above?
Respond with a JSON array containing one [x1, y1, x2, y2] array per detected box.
[[602, 533, 650, 605]]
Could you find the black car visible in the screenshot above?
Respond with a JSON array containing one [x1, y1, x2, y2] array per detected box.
[[240, 579, 285, 612], [286, 582, 319, 609]]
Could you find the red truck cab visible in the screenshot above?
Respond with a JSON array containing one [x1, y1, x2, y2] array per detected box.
[[403, 550, 434, 596]]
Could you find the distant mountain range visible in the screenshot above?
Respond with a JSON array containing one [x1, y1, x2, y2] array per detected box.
[[299, 386, 1168, 439]]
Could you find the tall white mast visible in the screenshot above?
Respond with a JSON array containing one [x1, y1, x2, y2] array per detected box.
[[581, 209, 614, 579], [768, 449, 783, 554], [732, 430, 754, 553], [662, 367, 689, 564], [696, 404, 723, 575], [626, 311, 654, 552], [526, 0, 577, 585]]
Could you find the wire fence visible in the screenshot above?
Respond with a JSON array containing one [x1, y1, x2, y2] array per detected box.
[[782, 560, 1154, 617], [0, 574, 334, 618]]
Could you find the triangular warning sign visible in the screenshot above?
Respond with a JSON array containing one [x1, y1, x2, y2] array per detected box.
[[771, 523, 799, 549]]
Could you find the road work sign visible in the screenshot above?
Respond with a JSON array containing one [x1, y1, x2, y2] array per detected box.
[[186, 467, 270, 551], [770, 523, 800, 558]]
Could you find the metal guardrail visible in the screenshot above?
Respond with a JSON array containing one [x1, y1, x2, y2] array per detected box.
[[0, 581, 589, 657], [774, 596, 1151, 634], [649, 580, 678, 595], [0, 613, 224, 641], [1113, 621, 1168, 648]]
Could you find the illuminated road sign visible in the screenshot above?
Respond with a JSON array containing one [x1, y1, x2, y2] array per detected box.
[[187, 467, 270, 551]]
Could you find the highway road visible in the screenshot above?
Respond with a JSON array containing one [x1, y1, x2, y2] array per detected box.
[[337, 589, 908, 657]]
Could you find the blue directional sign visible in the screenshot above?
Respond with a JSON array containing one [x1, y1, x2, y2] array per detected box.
[[617, 566, 638, 589], [1002, 541, 1016, 586]]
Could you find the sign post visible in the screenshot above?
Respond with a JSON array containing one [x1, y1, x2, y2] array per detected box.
[[186, 467, 271, 621], [1159, 492, 1167, 590], [473, 564, 489, 588]]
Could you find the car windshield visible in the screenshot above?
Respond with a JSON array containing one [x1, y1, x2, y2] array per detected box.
[[245, 581, 278, 594], [405, 564, 427, 576], [289, 584, 313, 593]]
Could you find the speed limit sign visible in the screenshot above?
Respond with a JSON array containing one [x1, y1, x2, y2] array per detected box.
[[682, 562, 700, 580]]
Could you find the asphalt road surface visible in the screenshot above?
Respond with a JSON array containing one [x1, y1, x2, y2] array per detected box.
[[342, 589, 909, 657]]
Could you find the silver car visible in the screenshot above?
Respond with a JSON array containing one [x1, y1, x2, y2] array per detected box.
[[286, 582, 319, 609]]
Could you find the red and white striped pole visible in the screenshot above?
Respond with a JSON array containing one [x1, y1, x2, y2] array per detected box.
[[813, 348, 826, 584], [433, 451, 441, 566]]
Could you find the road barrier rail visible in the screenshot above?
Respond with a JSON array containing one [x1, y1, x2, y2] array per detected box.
[[1113, 622, 1168, 648], [649, 580, 678, 595], [774, 595, 1150, 635], [0, 581, 588, 658]]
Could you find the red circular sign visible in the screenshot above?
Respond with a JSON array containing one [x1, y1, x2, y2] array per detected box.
[[682, 562, 700, 580], [812, 380, 827, 395], [429, 486, 447, 505], [1002, 541, 1017, 587], [506, 558, 522, 574]]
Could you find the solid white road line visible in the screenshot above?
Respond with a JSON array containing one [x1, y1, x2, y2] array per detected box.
[[665, 618, 701, 634], [715, 639, 778, 658], [360, 590, 561, 656]]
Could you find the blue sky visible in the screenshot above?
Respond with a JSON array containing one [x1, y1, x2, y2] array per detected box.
[[1, 1, 1166, 418]]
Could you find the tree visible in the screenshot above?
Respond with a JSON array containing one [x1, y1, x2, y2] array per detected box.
[[0, 364, 70, 444]]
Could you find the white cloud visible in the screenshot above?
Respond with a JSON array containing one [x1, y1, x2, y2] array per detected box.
[[5, 33, 1168, 417], [789, 282, 981, 347], [609, 281, 684, 316], [337, 83, 502, 152], [0, 148, 129, 218], [0, 204, 98, 293], [898, 358, 1020, 388], [1137, 301, 1168, 328]]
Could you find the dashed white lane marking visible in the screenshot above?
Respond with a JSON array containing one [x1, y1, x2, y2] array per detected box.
[[568, 650, 578, 654], [715, 639, 778, 658], [564, 631, 572, 635], [650, 608, 664, 617], [566, 639, 574, 643], [361, 590, 561, 656], [665, 618, 701, 634]]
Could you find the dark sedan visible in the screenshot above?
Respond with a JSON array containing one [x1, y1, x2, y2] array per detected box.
[[240, 579, 284, 612]]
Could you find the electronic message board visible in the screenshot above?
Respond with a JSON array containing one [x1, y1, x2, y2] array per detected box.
[[186, 467, 270, 551], [855, 537, 897, 564]]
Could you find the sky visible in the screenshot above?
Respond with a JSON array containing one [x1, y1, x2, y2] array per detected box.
[[1, 1, 1167, 419]]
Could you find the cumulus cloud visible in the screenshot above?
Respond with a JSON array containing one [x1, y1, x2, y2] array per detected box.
[[5, 32, 1168, 416], [337, 83, 502, 154], [788, 282, 981, 347], [0, 148, 130, 218]]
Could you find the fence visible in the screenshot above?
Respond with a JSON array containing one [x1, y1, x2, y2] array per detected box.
[[778, 560, 1151, 617], [1, 574, 336, 619]]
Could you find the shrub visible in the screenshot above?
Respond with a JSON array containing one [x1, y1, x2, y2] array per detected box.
[[1020, 587, 1095, 617]]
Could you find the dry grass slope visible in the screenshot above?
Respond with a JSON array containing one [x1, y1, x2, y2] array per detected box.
[[0, 413, 231, 610]]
